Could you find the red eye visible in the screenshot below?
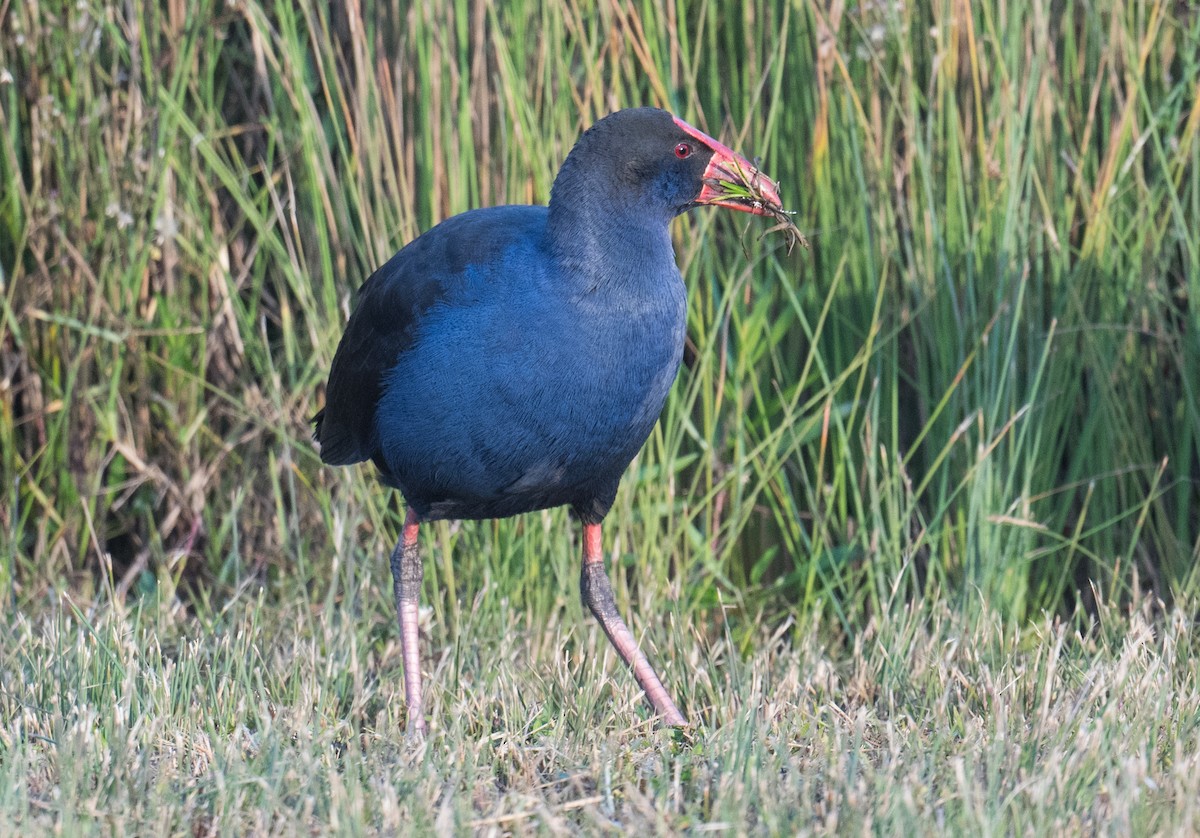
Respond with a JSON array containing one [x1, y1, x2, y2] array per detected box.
[[674, 142, 692, 159]]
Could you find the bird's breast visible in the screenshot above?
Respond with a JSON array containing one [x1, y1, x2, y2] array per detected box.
[[372, 253, 687, 517]]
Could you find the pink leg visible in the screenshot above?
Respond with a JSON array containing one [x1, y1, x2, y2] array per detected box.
[[579, 522, 686, 726], [390, 509, 425, 736]]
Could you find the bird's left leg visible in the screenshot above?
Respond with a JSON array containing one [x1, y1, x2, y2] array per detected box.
[[390, 508, 426, 736], [579, 521, 686, 726]]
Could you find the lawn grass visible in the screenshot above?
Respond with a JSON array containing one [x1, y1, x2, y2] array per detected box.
[[2, 583, 1200, 830], [3, 587, 1199, 834], [2, 0, 1200, 833]]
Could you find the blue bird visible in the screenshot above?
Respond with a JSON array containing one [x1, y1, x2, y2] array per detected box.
[[314, 108, 784, 735]]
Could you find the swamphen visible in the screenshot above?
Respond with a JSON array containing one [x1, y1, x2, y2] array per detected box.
[[314, 107, 785, 735]]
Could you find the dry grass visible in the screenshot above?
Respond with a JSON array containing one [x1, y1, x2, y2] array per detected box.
[[3, 590, 1198, 834]]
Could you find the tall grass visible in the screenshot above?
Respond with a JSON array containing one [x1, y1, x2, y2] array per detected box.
[[4, 0, 1199, 621]]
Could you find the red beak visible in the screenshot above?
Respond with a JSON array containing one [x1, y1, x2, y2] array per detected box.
[[673, 116, 782, 217]]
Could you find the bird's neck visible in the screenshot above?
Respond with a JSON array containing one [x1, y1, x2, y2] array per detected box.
[[545, 169, 677, 294]]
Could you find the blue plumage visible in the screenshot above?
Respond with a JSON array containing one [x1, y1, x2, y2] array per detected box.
[[372, 205, 684, 522], [313, 107, 784, 734]]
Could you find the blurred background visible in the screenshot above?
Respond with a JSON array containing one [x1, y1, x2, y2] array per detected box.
[[3, 0, 1199, 637]]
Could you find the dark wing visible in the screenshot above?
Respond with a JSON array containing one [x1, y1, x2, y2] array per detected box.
[[311, 259, 438, 465], [313, 206, 547, 466]]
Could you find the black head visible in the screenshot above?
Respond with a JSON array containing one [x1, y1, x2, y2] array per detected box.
[[549, 107, 781, 225]]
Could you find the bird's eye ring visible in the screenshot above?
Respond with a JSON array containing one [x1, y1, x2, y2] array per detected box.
[[674, 142, 692, 159]]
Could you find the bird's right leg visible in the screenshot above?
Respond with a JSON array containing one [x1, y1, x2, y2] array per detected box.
[[390, 508, 425, 736], [579, 521, 686, 726]]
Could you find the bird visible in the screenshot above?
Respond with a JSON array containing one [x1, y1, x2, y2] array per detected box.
[[313, 107, 785, 736]]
